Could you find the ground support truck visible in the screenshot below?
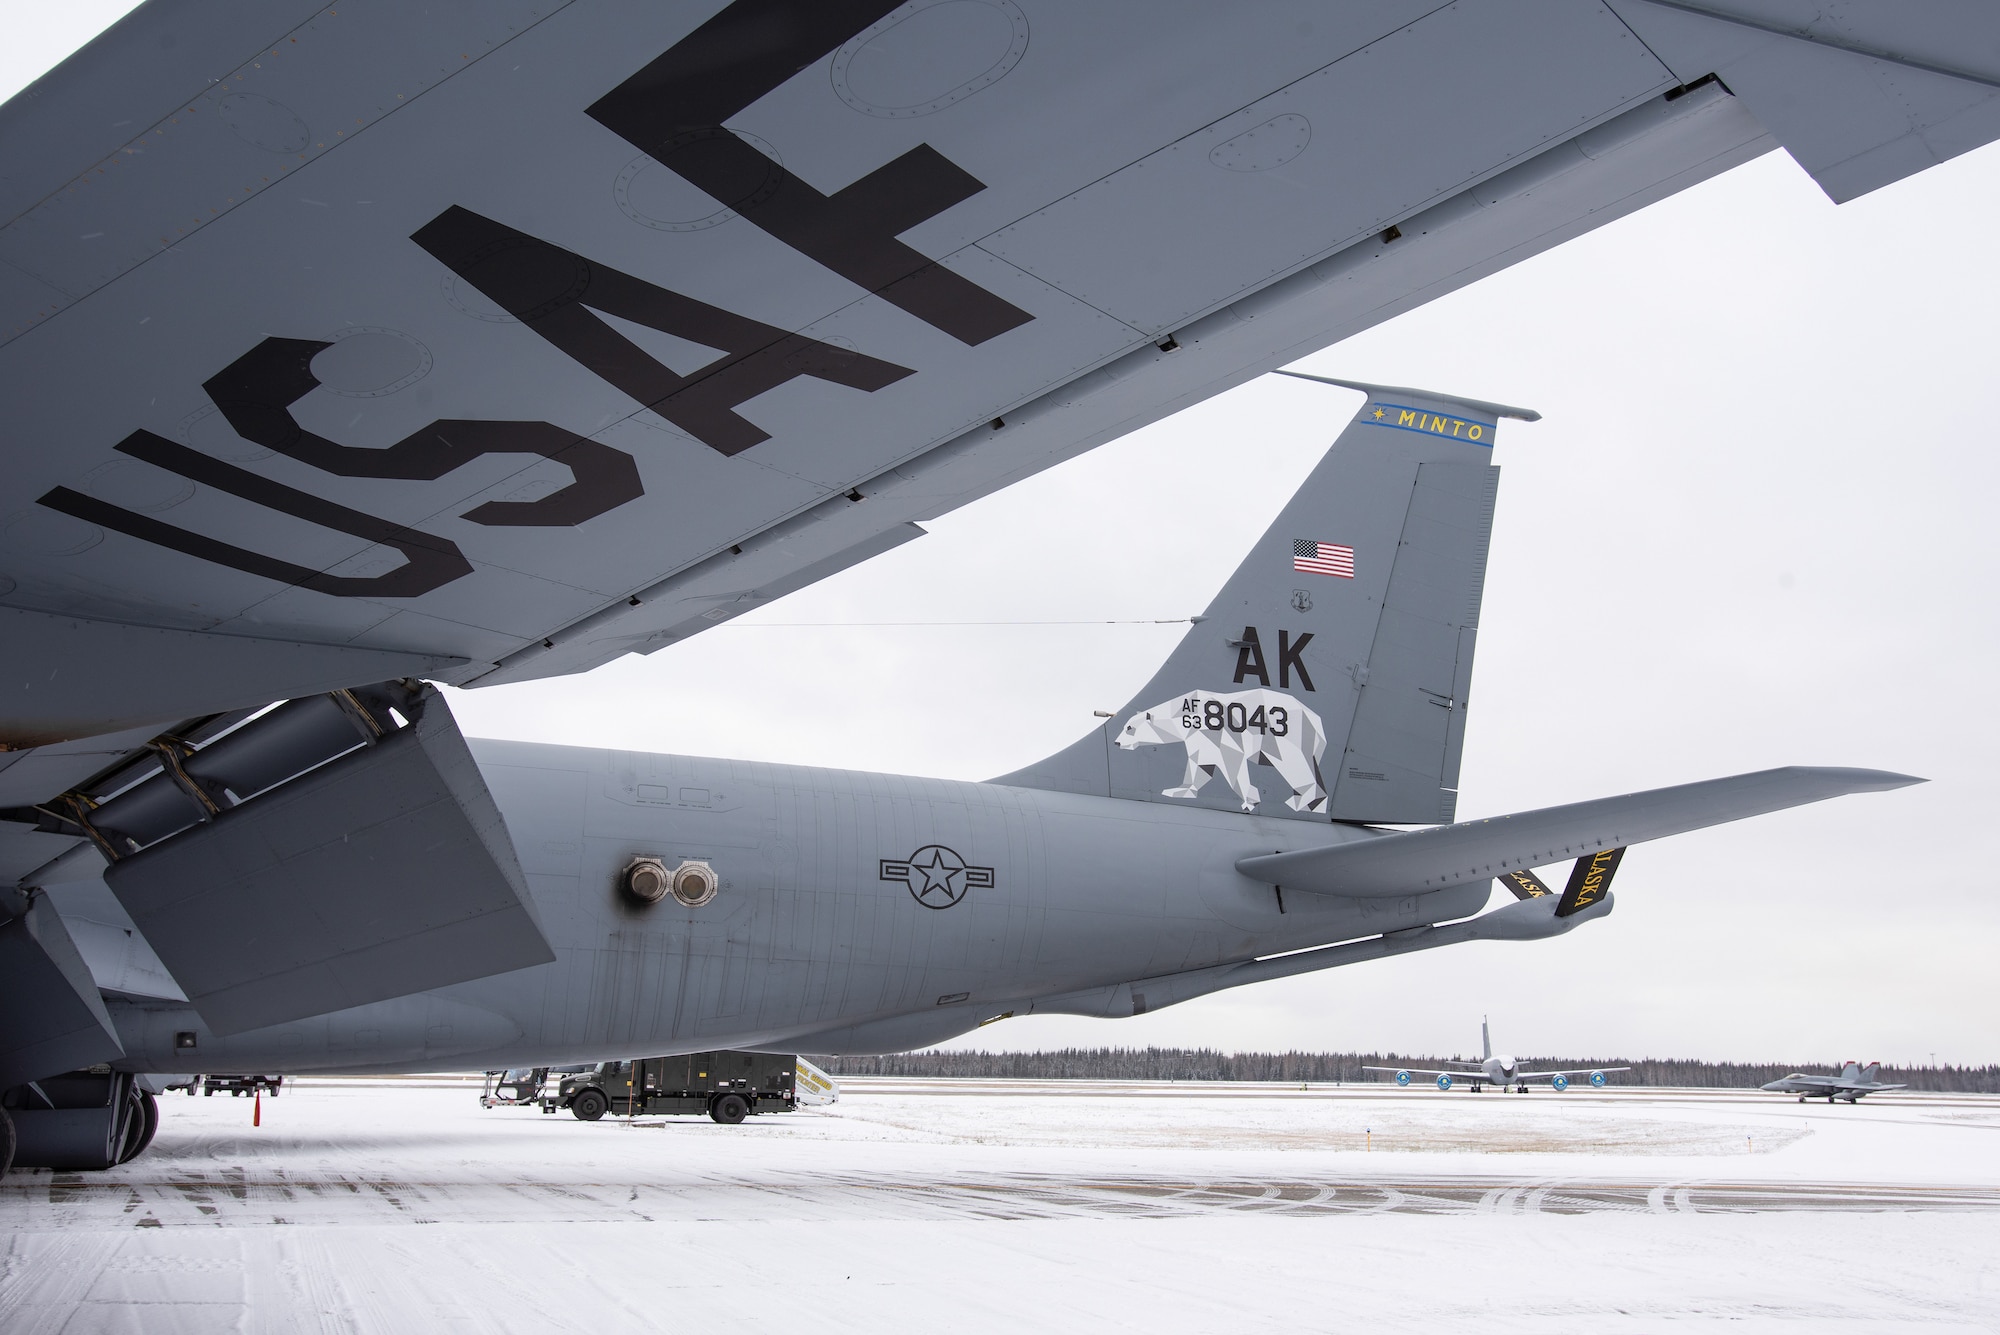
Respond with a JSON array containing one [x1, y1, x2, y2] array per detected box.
[[542, 1052, 835, 1124]]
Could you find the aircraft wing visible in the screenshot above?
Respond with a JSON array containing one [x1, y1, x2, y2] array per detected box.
[[5, 1, 2000, 766], [1515, 1067, 1631, 1080], [1235, 766, 1921, 897]]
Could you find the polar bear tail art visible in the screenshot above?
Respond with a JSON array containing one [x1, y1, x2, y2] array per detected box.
[[992, 375, 1535, 824]]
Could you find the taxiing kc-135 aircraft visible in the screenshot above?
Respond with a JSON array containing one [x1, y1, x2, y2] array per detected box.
[[2, 3, 1987, 1170], [1368, 1015, 1631, 1093], [1762, 1063, 1907, 1103]]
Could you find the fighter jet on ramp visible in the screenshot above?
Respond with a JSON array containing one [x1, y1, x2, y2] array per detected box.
[[1367, 1017, 1631, 1093], [1763, 1063, 1907, 1103], [0, 376, 1922, 1171]]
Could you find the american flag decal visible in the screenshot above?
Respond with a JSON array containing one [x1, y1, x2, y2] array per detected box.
[[1293, 539, 1355, 578]]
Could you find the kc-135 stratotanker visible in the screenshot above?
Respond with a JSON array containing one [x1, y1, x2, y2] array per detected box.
[[1368, 1016, 1631, 1093], [4, 1, 1986, 1172], [3, 377, 1916, 1169]]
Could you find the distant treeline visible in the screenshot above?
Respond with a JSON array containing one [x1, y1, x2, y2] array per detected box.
[[805, 1047, 2000, 1092]]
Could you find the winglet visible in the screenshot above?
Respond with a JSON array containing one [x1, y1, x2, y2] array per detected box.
[[1275, 370, 1542, 422]]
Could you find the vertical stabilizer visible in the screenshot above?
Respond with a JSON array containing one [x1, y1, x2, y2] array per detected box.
[[992, 373, 1534, 824], [1482, 1016, 1492, 1062]]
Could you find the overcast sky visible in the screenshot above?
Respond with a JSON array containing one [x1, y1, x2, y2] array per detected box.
[[14, 5, 1998, 1066]]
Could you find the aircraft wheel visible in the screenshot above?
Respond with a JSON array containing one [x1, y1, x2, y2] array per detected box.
[[118, 1091, 160, 1165], [710, 1094, 749, 1125], [571, 1089, 609, 1122]]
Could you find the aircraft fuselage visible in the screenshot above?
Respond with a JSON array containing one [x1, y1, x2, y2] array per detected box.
[[103, 738, 1485, 1074]]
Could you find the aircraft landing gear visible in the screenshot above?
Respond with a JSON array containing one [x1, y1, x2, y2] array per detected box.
[[1516, 1084, 1528, 1094], [117, 1091, 159, 1165]]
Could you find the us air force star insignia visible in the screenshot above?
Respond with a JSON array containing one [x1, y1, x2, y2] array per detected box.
[[880, 845, 994, 909]]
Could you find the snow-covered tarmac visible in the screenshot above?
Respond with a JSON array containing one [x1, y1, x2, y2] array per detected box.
[[4, 1077, 1997, 1332]]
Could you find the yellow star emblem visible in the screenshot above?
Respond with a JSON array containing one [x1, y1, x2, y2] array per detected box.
[[1371, 407, 1385, 420]]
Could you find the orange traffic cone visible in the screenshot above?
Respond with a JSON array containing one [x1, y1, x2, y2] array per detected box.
[[253, 1089, 262, 1127]]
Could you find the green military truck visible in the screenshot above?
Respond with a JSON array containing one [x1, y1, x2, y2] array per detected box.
[[544, 1051, 823, 1125]]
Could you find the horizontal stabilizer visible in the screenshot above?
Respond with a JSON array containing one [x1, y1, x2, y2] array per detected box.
[[1235, 766, 1921, 897]]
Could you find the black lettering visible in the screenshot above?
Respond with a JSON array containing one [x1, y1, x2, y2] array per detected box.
[[413, 207, 915, 457], [1270, 707, 1289, 738], [1247, 705, 1267, 733], [1203, 700, 1224, 731], [202, 337, 642, 527], [1278, 629, 1315, 692], [585, 0, 1033, 346], [40, 432, 472, 599], [1232, 627, 1270, 686]]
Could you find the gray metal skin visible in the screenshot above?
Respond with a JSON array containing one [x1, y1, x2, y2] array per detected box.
[[86, 384, 1914, 1078], [103, 743, 1495, 1073], [5, 0, 1998, 813]]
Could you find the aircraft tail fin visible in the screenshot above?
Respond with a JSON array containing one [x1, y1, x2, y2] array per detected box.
[[1859, 1062, 1881, 1084], [1482, 1017, 1492, 1062], [991, 374, 1536, 823], [1839, 1061, 1863, 1083]]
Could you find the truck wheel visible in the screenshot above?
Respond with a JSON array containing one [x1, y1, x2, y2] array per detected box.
[[710, 1094, 748, 1125], [571, 1089, 609, 1122]]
